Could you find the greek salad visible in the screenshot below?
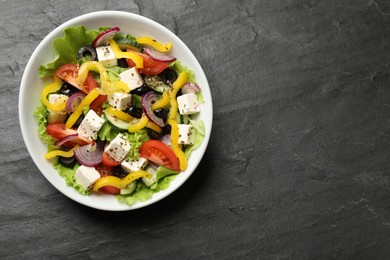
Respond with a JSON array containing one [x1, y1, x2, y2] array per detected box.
[[34, 26, 205, 206]]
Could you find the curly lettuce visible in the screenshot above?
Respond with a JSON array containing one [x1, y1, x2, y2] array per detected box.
[[39, 26, 102, 78], [33, 102, 56, 151]]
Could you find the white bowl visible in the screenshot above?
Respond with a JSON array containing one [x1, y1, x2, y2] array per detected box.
[[19, 11, 212, 211]]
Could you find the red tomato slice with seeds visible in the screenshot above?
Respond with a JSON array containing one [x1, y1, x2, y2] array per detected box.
[[94, 164, 120, 195], [55, 64, 97, 94], [102, 152, 121, 167], [90, 95, 107, 116], [46, 123, 91, 146], [140, 140, 180, 172], [126, 52, 168, 75]]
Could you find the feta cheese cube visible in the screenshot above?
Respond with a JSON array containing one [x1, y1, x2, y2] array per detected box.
[[104, 134, 131, 162], [119, 67, 144, 91], [77, 110, 105, 140], [142, 169, 156, 187], [121, 157, 148, 173], [74, 165, 101, 189], [96, 45, 117, 67], [177, 93, 200, 115], [178, 124, 196, 145], [107, 92, 132, 111], [48, 94, 68, 113]]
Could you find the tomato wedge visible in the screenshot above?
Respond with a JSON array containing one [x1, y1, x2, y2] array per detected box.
[[102, 152, 120, 167], [90, 95, 107, 116], [55, 64, 97, 94], [46, 123, 91, 146], [126, 52, 168, 75], [95, 164, 120, 195], [140, 140, 180, 172]]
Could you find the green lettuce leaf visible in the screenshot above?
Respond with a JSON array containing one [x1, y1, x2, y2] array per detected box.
[[33, 102, 57, 151], [39, 26, 102, 78], [123, 130, 150, 160], [150, 166, 178, 190], [169, 60, 195, 82], [106, 66, 130, 82], [53, 159, 90, 195]]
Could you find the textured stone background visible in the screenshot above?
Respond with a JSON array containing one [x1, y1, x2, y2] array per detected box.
[[2, 0, 390, 259]]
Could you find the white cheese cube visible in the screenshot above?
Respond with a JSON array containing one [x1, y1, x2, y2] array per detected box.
[[107, 92, 132, 111], [119, 67, 144, 91], [77, 110, 105, 140], [177, 93, 200, 115], [121, 157, 148, 173], [142, 169, 156, 187], [178, 124, 196, 145], [96, 45, 117, 67], [48, 94, 68, 113], [74, 165, 101, 189], [104, 134, 131, 162]]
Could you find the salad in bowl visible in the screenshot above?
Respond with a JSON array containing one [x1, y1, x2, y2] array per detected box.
[[19, 11, 212, 211]]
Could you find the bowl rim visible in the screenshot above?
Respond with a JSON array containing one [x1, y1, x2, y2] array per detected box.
[[19, 10, 213, 211]]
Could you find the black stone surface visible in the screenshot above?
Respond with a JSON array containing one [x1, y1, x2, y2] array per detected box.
[[2, 0, 390, 259]]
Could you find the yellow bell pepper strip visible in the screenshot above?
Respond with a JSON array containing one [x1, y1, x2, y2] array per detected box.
[[128, 113, 149, 132], [146, 121, 162, 133], [113, 81, 131, 94], [76, 61, 130, 94], [167, 118, 188, 171], [44, 145, 79, 160], [167, 118, 179, 147], [65, 88, 100, 128], [172, 146, 187, 171], [151, 91, 170, 110], [93, 170, 151, 192], [40, 75, 67, 111], [106, 107, 134, 122], [136, 36, 172, 52], [108, 39, 143, 68], [168, 71, 189, 120]]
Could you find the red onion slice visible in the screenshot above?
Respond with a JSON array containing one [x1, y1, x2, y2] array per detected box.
[[159, 134, 171, 146], [74, 142, 104, 167], [148, 161, 160, 170], [144, 47, 176, 62], [54, 134, 79, 147], [66, 92, 86, 114], [182, 82, 201, 94], [142, 91, 165, 127], [92, 27, 120, 48]]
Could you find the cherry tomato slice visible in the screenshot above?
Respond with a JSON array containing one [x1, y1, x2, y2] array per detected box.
[[46, 123, 91, 146], [126, 52, 168, 75], [90, 95, 107, 116], [102, 152, 121, 167], [140, 140, 180, 172], [94, 164, 120, 195], [55, 64, 97, 94]]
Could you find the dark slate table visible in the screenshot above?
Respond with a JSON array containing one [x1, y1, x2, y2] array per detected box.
[[2, 0, 390, 259]]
